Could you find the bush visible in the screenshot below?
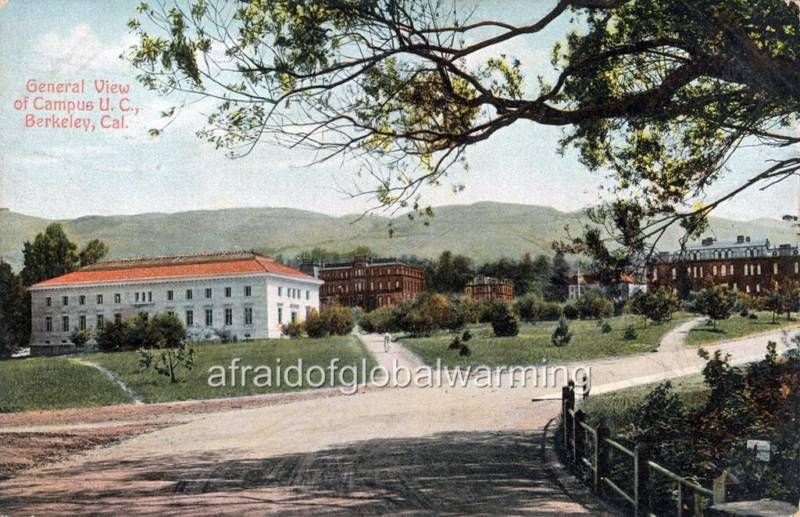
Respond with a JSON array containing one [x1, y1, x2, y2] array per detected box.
[[304, 308, 327, 338], [629, 286, 680, 325], [69, 327, 90, 348], [489, 303, 519, 337], [321, 305, 355, 336], [551, 316, 572, 347], [562, 303, 579, 320], [575, 290, 614, 320], [623, 325, 638, 340], [96, 320, 130, 352], [281, 321, 304, 338], [600, 320, 612, 333], [397, 293, 454, 336], [514, 293, 541, 322], [538, 301, 564, 321]]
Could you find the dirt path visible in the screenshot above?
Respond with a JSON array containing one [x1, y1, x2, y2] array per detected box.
[[1, 326, 796, 515], [69, 357, 145, 404]]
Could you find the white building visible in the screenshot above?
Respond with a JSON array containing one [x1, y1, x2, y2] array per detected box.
[[29, 252, 322, 353]]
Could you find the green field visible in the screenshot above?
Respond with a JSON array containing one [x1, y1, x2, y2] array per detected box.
[[578, 374, 708, 433], [89, 336, 375, 403], [0, 336, 376, 411], [401, 314, 691, 368], [0, 356, 130, 412], [685, 311, 800, 347]]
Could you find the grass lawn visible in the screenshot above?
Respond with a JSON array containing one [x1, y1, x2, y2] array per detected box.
[[0, 356, 130, 412], [578, 374, 708, 433], [685, 311, 800, 347], [88, 335, 376, 403], [401, 313, 691, 368]]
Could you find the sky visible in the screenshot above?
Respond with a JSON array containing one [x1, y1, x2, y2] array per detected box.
[[0, 0, 797, 222]]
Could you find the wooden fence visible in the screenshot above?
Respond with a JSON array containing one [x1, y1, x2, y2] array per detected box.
[[560, 381, 727, 517]]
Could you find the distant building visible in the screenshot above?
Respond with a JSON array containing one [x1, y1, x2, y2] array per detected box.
[[464, 275, 514, 302], [568, 272, 646, 301], [29, 252, 322, 353], [318, 256, 425, 310], [648, 235, 800, 296]]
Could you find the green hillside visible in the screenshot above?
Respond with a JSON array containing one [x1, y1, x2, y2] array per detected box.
[[1, 202, 796, 271]]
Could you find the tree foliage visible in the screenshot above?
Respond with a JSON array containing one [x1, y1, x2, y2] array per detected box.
[[0, 262, 30, 355], [691, 284, 735, 328]]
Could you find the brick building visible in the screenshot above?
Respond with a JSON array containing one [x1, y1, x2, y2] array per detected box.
[[317, 256, 425, 310], [464, 275, 514, 302], [648, 235, 800, 296]]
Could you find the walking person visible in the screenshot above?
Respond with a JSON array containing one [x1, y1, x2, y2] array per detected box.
[[383, 332, 391, 353]]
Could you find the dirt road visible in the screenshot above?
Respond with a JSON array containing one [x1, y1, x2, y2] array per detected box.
[[1, 326, 796, 515]]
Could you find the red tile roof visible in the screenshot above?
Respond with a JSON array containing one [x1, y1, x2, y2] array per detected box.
[[31, 252, 315, 288]]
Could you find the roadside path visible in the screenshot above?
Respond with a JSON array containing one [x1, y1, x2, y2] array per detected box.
[[69, 357, 145, 405], [2, 324, 797, 515]]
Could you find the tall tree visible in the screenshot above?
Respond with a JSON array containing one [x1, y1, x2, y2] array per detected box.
[[20, 223, 80, 286], [547, 251, 571, 302], [129, 0, 800, 262], [78, 239, 109, 267], [0, 262, 30, 354]]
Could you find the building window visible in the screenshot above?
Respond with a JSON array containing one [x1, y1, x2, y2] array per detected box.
[[62, 295, 70, 306], [245, 285, 252, 297], [46, 297, 52, 307], [79, 315, 86, 331], [671, 267, 676, 280], [96, 314, 104, 328], [757, 265, 762, 275], [205, 288, 212, 299], [278, 307, 283, 324], [96, 294, 103, 305], [244, 307, 253, 326], [167, 290, 174, 301], [45, 316, 52, 332], [773, 263, 779, 275], [114, 293, 121, 303], [291, 311, 297, 323], [225, 308, 233, 326], [306, 290, 310, 300], [224, 287, 231, 298], [756, 283, 761, 293], [148, 291, 152, 302], [62, 315, 70, 332], [721, 265, 726, 276], [278, 287, 283, 297], [205, 308, 213, 326], [746, 285, 751, 293], [135, 292, 140, 303], [185, 310, 194, 326], [114, 313, 122, 324], [712, 266, 717, 276], [730, 264, 734, 276], [79, 295, 86, 305], [186, 289, 193, 300]]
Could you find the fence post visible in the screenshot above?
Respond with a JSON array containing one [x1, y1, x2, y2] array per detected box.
[[573, 409, 586, 466], [562, 384, 574, 453], [635, 442, 652, 517], [595, 422, 610, 495]]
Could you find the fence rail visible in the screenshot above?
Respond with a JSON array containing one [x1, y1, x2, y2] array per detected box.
[[558, 382, 727, 517]]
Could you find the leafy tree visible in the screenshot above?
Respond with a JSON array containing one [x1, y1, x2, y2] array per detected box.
[[426, 251, 475, 293], [551, 316, 573, 347], [21, 223, 79, 286], [96, 319, 131, 352], [69, 328, 90, 348], [629, 286, 680, 326], [321, 305, 355, 336], [0, 262, 30, 355], [139, 313, 193, 383], [546, 251, 570, 302], [514, 293, 542, 323], [692, 285, 735, 329], [78, 239, 109, 267], [574, 290, 614, 320], [489, 303, 519, 337], [304, 308, 327, 338], [281, 321, 304, 338], [397, 292, 454, 336], [763, 284, 784, 323]]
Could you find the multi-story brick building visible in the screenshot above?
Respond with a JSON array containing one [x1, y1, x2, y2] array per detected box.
[[317, 256, 425, 310], [464, 275, 514, 302], [648, 235, 800, 296], [29, 252, 322, 353]]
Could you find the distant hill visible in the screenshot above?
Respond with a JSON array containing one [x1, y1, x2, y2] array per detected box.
[[1, 202, 797, 271]]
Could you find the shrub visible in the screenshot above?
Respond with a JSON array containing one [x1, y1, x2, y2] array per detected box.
[[489, 303, 519, 337], [629, 287, 680, 325], [623, 325, 638, 340], [691, 285, 735, 328], [69, 327, 90, 348], [562, 303, 579, 320], [575, 290, 614, 320], [600, 320, 612, 334], [748, 313, 758, 320], [321, 305, 355, 336], [538, 301, 564, 321], [137, 313, 192, 383], [514, 293, 541, 322], [304, 308, 327, 338], [281, 321, 304, 338], [397, 293, 454, 336], [96, 320, 130, 352], [551, 316, 572, 347]]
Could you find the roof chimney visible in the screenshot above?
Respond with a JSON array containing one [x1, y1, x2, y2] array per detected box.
[[745, 236, 750, 243], [736, 235, 744, 244], [701, 237, 715, 246]]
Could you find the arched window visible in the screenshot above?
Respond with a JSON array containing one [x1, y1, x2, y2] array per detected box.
[[721, 265, 727, 276]]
